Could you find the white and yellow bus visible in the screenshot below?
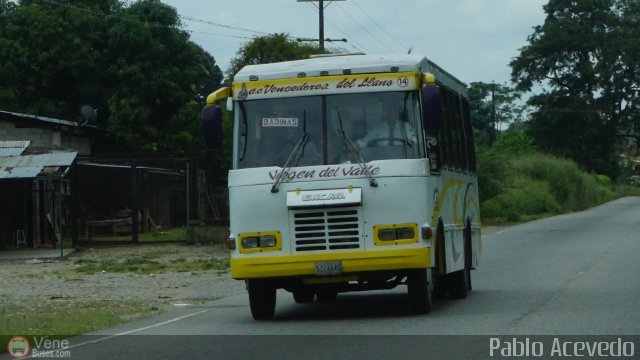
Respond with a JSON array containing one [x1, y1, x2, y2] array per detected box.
[[203, 54, 481, 320]]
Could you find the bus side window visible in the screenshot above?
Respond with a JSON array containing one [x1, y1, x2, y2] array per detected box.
[[447, 90, 460, 170], [439, 88, 452, 169], [461, 97, 476, 172], [452, 92, 467, 171]]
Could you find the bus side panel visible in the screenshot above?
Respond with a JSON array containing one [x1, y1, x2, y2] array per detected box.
[[432, 170, 475, 274], [468, 175, 481, 269], [228, 184, 293, 256], [360, 176, 429, 251]]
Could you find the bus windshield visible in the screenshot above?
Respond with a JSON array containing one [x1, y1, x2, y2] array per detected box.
[[236, 91, 422, 169]]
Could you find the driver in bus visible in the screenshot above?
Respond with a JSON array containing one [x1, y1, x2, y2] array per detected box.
[[356, 95, 416, 149]]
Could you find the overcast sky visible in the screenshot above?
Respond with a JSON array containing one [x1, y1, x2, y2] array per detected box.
[[162, 0, 548, 85]]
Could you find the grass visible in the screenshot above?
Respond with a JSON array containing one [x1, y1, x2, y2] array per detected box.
[[0, 300, 158, 341], [477, 140, 637, 224], [1, 244, 230, 352], [54, 256, 229, 276]]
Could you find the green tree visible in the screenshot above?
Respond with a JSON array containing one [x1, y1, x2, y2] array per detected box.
[[510, 0, 640, 177], [468, 82, 526, 144], [226, 33, 319, 82], [0, 0, 118, 118], [100, 0, 224, 152], [0, 0, 223, 152]]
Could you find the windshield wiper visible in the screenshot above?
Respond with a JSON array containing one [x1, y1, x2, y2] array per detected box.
[[271, 112, 309, 193], [336, 109, 378, 187], [238, 102, 248, 161]]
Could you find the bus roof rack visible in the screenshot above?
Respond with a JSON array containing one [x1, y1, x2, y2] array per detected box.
[[309, 52, 365, 58]]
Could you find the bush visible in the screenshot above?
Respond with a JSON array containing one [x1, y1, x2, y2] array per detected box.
[[476, 147, 508, 202], [595, 174, 612, 186], [491, 132, 535, 154], [478, 146, 615, 223], [481, 179, 561, 222], [510, 153, 612, 212]]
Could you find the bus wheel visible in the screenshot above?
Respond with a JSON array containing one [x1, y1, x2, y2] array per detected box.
[[316, 289, 338, 303], [293, 289, 315, 303], [433, 274, 448, 299], [449, 225, 472, 299], [407, 268, 433, 314], [447, 269, 469, 299], [433, 223, 447, 299], [248, 279, 276, 320], [465, 224, 473, 291]]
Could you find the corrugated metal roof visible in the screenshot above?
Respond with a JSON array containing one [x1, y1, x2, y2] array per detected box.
[[0, 140, 31, 148], [0, 110, 78, 127], [0, 148, 26, 156], [0, 152, 77, 167], [0, 140, 30, 156], [0, 151, 77, 179], [0, 166, 42, 179]]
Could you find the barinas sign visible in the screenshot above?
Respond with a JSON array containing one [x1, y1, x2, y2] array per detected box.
[[232, 72, 419, 100], [287, 188, 362, 207], [302, 193, 346, 202]]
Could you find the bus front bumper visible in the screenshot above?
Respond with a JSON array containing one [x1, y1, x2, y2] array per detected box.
[[230, 248, 431, 279]]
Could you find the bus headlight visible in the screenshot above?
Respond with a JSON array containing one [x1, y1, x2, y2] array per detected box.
[[238, 231, 282, 253], [378, 228, 398, 241], [241, 237, 259, 249], [259, 235, 277, 248], [397, 227, 415, 240], [374, 224, 418, 246]]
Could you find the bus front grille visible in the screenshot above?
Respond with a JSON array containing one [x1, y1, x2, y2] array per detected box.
[[292, 208, 361, 252]]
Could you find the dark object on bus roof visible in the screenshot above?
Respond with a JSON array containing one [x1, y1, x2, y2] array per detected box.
[[202, 106, 223, 150]]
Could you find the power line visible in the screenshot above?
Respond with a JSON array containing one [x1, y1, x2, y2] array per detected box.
[[334, 2, 396, 53], [36, 0, 365, 58], [38, 0, 301, 43], [297, 0, 347, 53], [178, 12, 315, 44], [179, 15, 271, 36], [186, 30, 255, 40], [304, 2, 369, 53], [350, 0, 408, 53]]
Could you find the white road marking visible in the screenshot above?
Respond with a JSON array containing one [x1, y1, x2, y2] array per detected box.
[[58, 309, 210, 353]]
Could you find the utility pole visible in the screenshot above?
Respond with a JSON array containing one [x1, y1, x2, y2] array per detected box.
[[297, 0, 346, 53], [491, 81, 497, 143]]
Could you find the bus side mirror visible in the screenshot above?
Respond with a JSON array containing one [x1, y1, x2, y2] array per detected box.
[[421, 85, 442, 132], [202, 105, 223, 150]]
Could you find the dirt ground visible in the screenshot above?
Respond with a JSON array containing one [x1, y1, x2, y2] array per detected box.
[[0, 243, 244, 329]]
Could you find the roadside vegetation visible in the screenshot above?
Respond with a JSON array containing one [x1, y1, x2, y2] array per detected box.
[[477, 132, 640, 224], [0, 243, 232, 347], [62, 256, 228, 275], [54, 243, 229, 276], [0, 300, 155, 345]]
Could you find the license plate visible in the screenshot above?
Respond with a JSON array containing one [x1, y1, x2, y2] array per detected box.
[[314, 261, 342, 276]]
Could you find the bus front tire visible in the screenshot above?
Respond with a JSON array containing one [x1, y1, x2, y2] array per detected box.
[[248, 280, 276, 320], [407, 269, 433, 314]]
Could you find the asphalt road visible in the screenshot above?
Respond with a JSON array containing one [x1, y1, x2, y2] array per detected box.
[[10, 197, 640, 359]]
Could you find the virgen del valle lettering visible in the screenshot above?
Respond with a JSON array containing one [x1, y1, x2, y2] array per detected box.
[[268, 165, 381, 181]]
